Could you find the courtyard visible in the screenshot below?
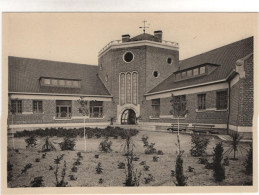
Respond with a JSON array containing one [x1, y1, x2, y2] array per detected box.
[[7, 128, 252, 187]]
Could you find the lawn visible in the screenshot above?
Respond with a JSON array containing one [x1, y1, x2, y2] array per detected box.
[[7, 130, 252, 187]]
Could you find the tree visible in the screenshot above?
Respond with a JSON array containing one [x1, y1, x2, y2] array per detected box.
[[77, 97, 89, 152], [170, 94, 188, 153], [213, 142, 225, 182], [8, 97, 17, 150]]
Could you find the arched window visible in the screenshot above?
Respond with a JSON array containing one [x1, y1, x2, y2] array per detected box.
[[119, 71, 138, 105], [132, 72, 138, 105], [126, 73, 131, 104], [120, 73, 125, 105]]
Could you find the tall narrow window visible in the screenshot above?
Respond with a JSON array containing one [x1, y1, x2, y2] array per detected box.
[[152, 99, 160, 118], [197, 94, 206, 110], [120, 73, 125, 105], [200, 66, 206, 74], [126, 73, 131, 104], [11, 100, 22, 114], [33, 101, 43, 113], [216, 90, 228, 110], [56, 100, 72, 118], [132, 72, 138, 105], [90, 101, 103, 118]]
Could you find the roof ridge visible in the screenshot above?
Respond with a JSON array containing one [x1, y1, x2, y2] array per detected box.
[[8, 56, 98, 67]]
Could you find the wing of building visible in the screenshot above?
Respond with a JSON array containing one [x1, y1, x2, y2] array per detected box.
[[8, 31, 254, 138]]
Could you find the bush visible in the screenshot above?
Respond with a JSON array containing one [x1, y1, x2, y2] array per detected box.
[[187, 166, 194, 172], [30, 176, 44, 187], [141, 135, 149, 147], [157, 150, 164, 155], [244, 144, 252, 175], [42, 136, 56, 152], [175, 153, 187, 186], [71, 165, 78, 172], [54, 154, 65, 164], [198, 157, 208, 165], [96, 162, 103, 174], [213, 142, 225, 182], [143, 165, 150, 171], [21, 163, 32, 174], [25, 135, 37, 148], [7, 161, 13, 182], [99, 178, 104, 184], [59, 137, 76, 151], [69, 175, 77, 181], [118, 162, 125, 169], [144, 174, 154, 184], [99, 137, 112, 153], [35, 158, 40, 162], [144, 143, 157, 154], [190, 135, 209, 157], [153, 156, 159, 162], [223, 156, 229, 166]]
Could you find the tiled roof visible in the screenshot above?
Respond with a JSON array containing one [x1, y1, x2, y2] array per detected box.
[[148, 37, 253, 94], [130, 33, 160, 42], [8, 56, 111, 96]]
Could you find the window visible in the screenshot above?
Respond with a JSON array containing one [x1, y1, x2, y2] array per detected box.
[[52, 79, 58, 85], [123, 51, 134, 63], [172, 95, 187, 116], [193, 68, 199, 76], [216, 91, 228, 110], [72, 80, 79, 87], [132, 72, 138, 105], [181, 71, 186, 78], [167, 57, 173, 64], [197, 94, 206, 110], [66, 80, 72, 86], [11, 100, 22, 114], [33, 101, 43, 113], [44, 78, 51, 85], [56, 100, 72, 118], [120, 73, 126, 105], [153, 71, 159, 78], [152, 99, 160, 118], [90, 101, 103, 118], [126, 73, 131, 103], [59, 80, 65, 86], [187, 70, 192, 77], [200, 66, 206, 74]]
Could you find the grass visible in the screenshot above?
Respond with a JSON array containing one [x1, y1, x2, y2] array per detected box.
[[7, 130, 252, 187]]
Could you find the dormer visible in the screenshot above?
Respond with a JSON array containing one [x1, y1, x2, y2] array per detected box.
[[40, 77, 81, 88]]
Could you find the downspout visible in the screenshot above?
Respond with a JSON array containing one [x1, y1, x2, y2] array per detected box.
[[227, 81, 230, 135]]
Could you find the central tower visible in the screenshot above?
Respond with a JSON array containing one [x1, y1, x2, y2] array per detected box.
[[97, 30, 179, 124]]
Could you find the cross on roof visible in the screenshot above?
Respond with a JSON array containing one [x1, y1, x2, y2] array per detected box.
[[139, 20, 150, 34]]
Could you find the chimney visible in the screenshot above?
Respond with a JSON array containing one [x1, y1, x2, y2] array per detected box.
[[154, 30, 162, 42], [122, 34, 130, 42]]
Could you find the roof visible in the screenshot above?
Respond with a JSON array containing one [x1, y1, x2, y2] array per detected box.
[[130, 33, 160, 42], [8, 56, 111, 96], [148, 37, 253, 94]]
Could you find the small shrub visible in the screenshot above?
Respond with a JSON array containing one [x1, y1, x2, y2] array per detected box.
[[25, 135, 37, 148], [141, 135, 149, 147], [99, 137, 112, 153], [175, 153, 187, 186], [143, 165, 150, 171], [73, 158, 81, 166], [187, 166, 194, 172], [54, 154, 65, 164], [30, 176, 44, 187], [144, 174, 154, 184], [140, 161, 146, 165], [171, 170, 175, 177], [95, 132, 102, 139], [71, 165, 78, 172], [59, 137, 76, 151], [21, 163, 32, 174], [118, 162, 125, 169], [95, 154, 99, 159], [157, 150, 164, 155], [49, 166, 53, 170], [77, 152, 83, 159], [42, 136, 56, 152], [69, 175, 77, 181], [223, 156, 229, 166], [244, 144, 252, 175], [42, 153, 47, 159], [190, 135, 209, 157], [153, 156, 159, 162], [15, 149, 19, 153], [213, 142, 225, 182], [198, 157, 208, 165], [54, 161, 68, 187], [7, 161, 13, 172], [99, 178, 104, 184], [35, 158, 40, 162], [144, 143, 157, 154], [133, 156, 139, 161], [96, 162, 103, 174]]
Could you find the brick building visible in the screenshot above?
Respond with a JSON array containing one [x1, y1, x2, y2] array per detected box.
[[8, 31, 254, 137]]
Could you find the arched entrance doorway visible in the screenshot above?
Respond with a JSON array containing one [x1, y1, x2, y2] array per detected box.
[[121, 109, 136, 125]]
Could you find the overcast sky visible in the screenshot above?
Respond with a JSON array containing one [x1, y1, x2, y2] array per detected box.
[[4, 13, 257, 65]]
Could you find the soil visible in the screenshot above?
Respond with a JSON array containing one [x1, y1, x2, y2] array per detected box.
[[7, 130, 252, 187]]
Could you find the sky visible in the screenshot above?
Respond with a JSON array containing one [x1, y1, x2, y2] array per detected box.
[[3, 13, 258, 65]]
